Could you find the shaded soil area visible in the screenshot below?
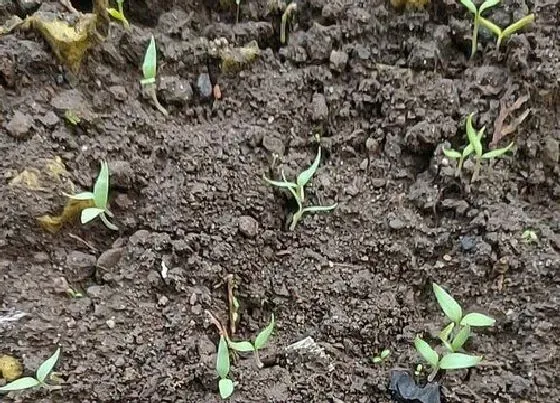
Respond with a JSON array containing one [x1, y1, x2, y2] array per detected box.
[[1, 0, 560, 401]]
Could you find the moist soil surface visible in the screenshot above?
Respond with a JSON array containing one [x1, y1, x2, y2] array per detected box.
[[1, 0, 559, 402]]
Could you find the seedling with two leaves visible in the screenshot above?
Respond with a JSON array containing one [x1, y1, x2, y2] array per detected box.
[[264, 147, 337, 230], [414, 283, 495, 382], [460, 0, 535, 58], [107, 0, 129, 29], [141, 35, 168, 116], [442, 113, 513, 182], [0, 348, 60, 393], [69, 161, 118, 230]]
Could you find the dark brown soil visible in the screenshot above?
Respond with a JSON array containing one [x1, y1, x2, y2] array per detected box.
[[1, 0, 559, 402]]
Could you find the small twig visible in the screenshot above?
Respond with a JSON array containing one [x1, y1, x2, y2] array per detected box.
[[491, 86, 530, 146], [225, 274, 238, 335], [206, 310, 228, 338], [68, 233, 98, 253]]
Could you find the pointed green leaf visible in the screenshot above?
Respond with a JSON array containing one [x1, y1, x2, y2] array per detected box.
[[501, 14, 535, 38], [439, 352, 482, 370], [93, 161, 109, 209], [36, 348, 60, 382], [479, 0, 500, 14], [479, 16, 502, 36], [81, 208, 104, 223], [107, 8, 124, 21], [460, 0, 477, 14], [218, 378, 234, 399], [439, 322, 455, 343], [0, 377, 40, 392], [99, 212, 119, 231], [254, 314, 275, 350], [216, 336, 230, 379], [442, 147, 461, 159], [460, 312, 496, 327], [302, 203, 338, 214], [228, 340, 254, 353], [451, 325, 471, 351], [142, 35, 157, 83], [263, 175, 297, 189], [462, 143, 474, 158], [296, 147, 322, 187], [432, 283, 463, 324], [69, 192, 95, 200], [414, 337, 439, 367], [465, 114, 482, 157], [481, 142, 513, 159]]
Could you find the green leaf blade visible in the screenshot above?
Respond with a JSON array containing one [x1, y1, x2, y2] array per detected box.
[[93, 161, 109, 209], [442, 148, 461, 159], [460, 0, 477, 14], [218, 378, 234, 399], [439, 322, 455, 344], [466, 114, 483, 157], [81, 208, 105, 224], [69, 192, 95, 201], [432, 283, 463, 324], [254, 314, 275, 350], [36, 348, 60, 382], [228, 340, 254, 353], [0, 377, 41, 392], [263, 176, 297, 189], [451, 325, 471, 351], [302, 203, 338, 213], [216, 336, 230, 379], [460, 312, 496, 327], [479, 0, 500, 14], [501, 14, 535, 38], [414, 337, 439, 367], [439, 352, 483, 370], [482, 142, 514, 159], [296, 147, 321, 187], [142, 35, 157, 82]]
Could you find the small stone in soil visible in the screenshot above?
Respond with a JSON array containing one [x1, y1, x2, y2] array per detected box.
[[460, 236, 476, 251], [389, 219, 406, 230], [197, 73, 213, 99], [6, 110, 33, 139], [388, 370, 441, 403], [238, 216, 259, 238], [311, 92, 329, 121]]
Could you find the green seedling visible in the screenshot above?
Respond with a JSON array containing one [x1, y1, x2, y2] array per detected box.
[[216, 336, 234, 399], [107, 0, 129, 29], [414, 283, 495, 381], [443, 113, 513, 182], [372, 349, 391, 363], [0, 348, 60, 392], [236, 0, 241, 24], [228, 314, 275, 368], [140, 35, 168, 116], [479, 13, 535, 50], [280, 2, 297, 44], [521, 229, 538, 244], [69, 161, 118, 231], [460, 0, 500, 59], [264, 147, 337, 230]]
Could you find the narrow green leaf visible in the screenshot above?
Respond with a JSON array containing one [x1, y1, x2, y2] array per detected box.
[[263, 175, 297, 189], [414, 337, 439, 367], [216, 336, 230, 379], [460, 312, 496, 327], [462, 143, 474, 158], [451, 325, 471, 351], [501, 14, 535, 38], [107, 8, 125, 22], [93, 161, 110, 208], [460, 0, 477, 13], [81, 208, 104, 224], [142, 35, 157, 82], [439, 322, 455, 343], [481, 142, 513, 159], [439, 352, 482, 370], [99, 212, 119, 231], [36, 348, 60, 382], [296, 147, 321, 187], [432, 283, 463, 324], [69, 192, 95, 200], [254, 314, 275, 350], [479, 0, 500, 14], [479, 16, 502, 37], [228, 340, 254, 353], [0, 377, 40, 392], [442, 147, 461, 159], [465, 114, 482, 157], [302, 203, 338, 214], [218, 378, 234, 399]]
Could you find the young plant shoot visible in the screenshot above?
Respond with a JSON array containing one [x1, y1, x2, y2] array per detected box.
[[414, 283, 495, 382], [216, 336, 234, 399], [264, 147, 337, 230], [69, 161, 118, 230], [460, 0, 500, 58], [280, 2, 297, 44], [443, 113, 513, 182], [0, 348, 60, 393], [107, 0, 129, 28], [236, 0, 241, 24], [479, 13, 535, 50], [141, 35, 168, 116], [228, 314, 275, 368]]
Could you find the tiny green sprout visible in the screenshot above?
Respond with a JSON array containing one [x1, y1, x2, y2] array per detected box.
[[521, 229, 538, 244], [140, 35, 168, 116], [264, 147, 337, 230], [280, 2, 297, 44], [64, 110, 80, 126], [228, 314, 275, 368], [479, 13, 535, 50], [69, 161, 118, 231], [107, 0, 129, 29], [372, 349, 391, 363], [216, 336, 234, 399], [236, 0, 241, 24], [0, 348, 60, 393], [442, 142, 473, 177], [459, 0, 500, 59]]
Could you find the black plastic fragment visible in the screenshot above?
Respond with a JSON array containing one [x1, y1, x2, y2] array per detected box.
[[389, 370, 443, 403]]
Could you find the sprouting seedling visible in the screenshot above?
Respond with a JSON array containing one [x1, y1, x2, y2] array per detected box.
[[414, 283, 495, 382], [140, 35, 168, 116], [459, 0, 500, 59], [479, 13, 535, 50], [216, 336, 234, 399], [69, 161, 118, 231], [372, 349, 391, 364], [107, 0, 129, 29], [442, 142, 473, 177], [521, 229, 538, 244], [264, 147, 337, 230], [235, 0, 241, 24], [228, 314, 275, 368], [280, 2, 297, 44], [0, 348, 60, 392]]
